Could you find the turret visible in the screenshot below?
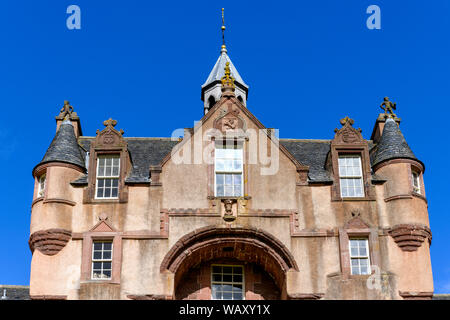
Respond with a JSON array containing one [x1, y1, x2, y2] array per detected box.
[[30, 101, 86, 255], [370, 97, 432, 299]]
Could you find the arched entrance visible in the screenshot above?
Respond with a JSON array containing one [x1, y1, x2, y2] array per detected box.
[[160, 225, 298, 300]]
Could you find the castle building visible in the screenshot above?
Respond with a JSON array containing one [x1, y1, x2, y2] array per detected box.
[[28, 21, 433, 300]]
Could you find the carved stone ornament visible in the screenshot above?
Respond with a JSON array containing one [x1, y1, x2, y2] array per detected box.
[[222, 198, 236, 222], [94, 118, 126, 149], [56, 100, 78, 120], [213, 103, 247, 133], [388, 224, 432, 252], [380, 97, 397, 119], [29, 229, 72, 256], [333, 116, 363, 144]]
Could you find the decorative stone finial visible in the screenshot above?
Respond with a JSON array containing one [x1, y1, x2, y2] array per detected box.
[[103, 118, 117, 128], [339, 116, 355, 127], [380, 97, 397, 119], [58, 100, 76, 119]]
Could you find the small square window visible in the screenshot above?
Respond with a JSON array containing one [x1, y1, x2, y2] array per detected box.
[[211, 265, 244, 300], [91, 241, 113, 280], [349, 238, 371, 275]]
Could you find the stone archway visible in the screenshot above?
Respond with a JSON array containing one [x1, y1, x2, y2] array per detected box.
[[160, 225, 298, 300]]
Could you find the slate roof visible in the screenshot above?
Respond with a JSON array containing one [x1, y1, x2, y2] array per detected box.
[[371, 118, 420, 168], [280, 139, 333, 183], [34, 120, 86, 173], [0, 285, 30, 300], [69, 137, 389, 184], [76, 137, 179, 184], [202, 48, 248, 90]]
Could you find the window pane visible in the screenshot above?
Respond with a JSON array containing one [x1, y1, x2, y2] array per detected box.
[[213, 274, 222, 282], [93, 252, 102, 259], [216, 174, 224, 185], [225, 174, 232, 185], [212, 266, 222, 273], [223, 274, 232, 282], [223, 292, 232, 300], [103, 262, 112, 270], [351, 267, 360, 275], [216, 185, 224, 196], [93, 262, 102, 270], [224, 186, 233, 196]]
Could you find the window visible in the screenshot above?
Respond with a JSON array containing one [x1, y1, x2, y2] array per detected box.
[[412, 171, 420, 194], [37, 174, 46, 197], [96, 155, 120, 199], [215, 145, 243, 197], [211, 265, 244, 300], [338, 155, 364, 198], [349, 239, 370, 275], [91, 241, 113, 280]]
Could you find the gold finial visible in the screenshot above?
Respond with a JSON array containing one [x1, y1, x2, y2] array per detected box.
[[221, 8, 226, 51], [221, 62, 235, 89], [380, 97, 397, 119]]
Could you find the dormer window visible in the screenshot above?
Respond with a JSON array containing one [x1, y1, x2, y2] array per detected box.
[[95, 155, 120, 199], [338, 155, 364, 198], [215, 144, 243, 197], [412, 170, 421, 194], [37, 173, 46, 197]]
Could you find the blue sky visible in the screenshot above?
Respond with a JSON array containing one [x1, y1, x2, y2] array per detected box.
[[0, 1, 449, 293]]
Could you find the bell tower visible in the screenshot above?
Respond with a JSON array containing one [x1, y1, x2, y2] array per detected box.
[[201, 8, 249, 114]]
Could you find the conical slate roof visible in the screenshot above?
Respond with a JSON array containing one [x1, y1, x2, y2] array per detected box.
[[34, 120, 86, 172], [371, 118, 419, 167], [201, 48, 248, 90]]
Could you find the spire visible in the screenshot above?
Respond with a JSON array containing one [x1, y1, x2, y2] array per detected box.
[[221, 8, 226, 52], [201, 8, 249, 113], [371, 117, 421, 168], [33, 120, 86, 175]]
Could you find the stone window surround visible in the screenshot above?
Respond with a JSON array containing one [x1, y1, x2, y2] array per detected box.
[[207, 137, 249, 199], [338, 224, 380, 279], [80, 231, 122, 284], [84, 149, 129, 204], [331, 146, 375, 201]]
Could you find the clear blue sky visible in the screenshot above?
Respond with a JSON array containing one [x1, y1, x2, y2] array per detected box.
[[0, 1, 449, 293]]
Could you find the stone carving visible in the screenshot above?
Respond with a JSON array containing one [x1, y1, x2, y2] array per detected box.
[[333, 116, 363, 144], [29, 229, 72, 256], [213, 105, 246, 133], [388, 224, 432, 251], [380, 97, 397, 119], [222, 199, 236, 222], [57, 100, 78, 120]]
